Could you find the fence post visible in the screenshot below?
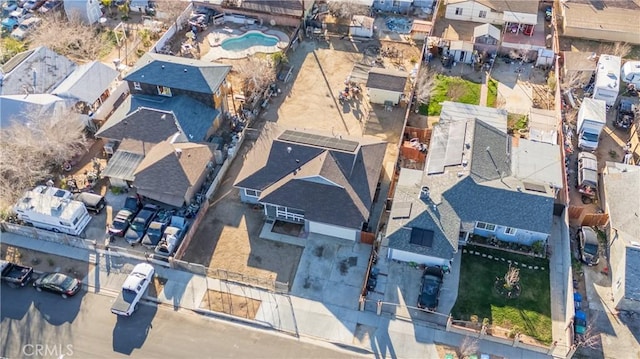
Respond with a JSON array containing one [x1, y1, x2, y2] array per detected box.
[[359, 296, 365, 311], [446, 315, 452, 331], [513, 333, 520, 347], [376, 300, 382, 315], [547, 341, 557, 355]]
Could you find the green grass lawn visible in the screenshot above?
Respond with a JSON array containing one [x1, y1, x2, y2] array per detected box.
[[427, 75, 481, 115], [452, 244, 552, 344], [487, 78, 498, 107]]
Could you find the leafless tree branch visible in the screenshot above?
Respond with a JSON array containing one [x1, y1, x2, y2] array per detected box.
[[327, 0, 370, 19], [456, 336, 479, 359]]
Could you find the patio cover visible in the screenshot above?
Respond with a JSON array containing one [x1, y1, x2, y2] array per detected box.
[[101, 150, 145, 181], [503, 11, 537, 25]]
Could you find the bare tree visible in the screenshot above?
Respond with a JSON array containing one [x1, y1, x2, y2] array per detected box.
[[455, 336, 479, 359], [504, 265, 520, 290], [599, 42, 632, 59], [560, 70, 588, 91], [152, 0, 190, 29], [28, 13, 113, 62], [415, 68, 436, 104], [0, 109, 88, 211], [236, 58, 276, 104], [327, 0, 370, 19]]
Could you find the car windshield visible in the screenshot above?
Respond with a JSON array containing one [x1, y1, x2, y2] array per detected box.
[[130, 219, 145, 231], [584, 243, 598, 255], [112, 219, 127, 229], [147, 227, 161, 237], [581, 132, 599, 142], [123, 288, 137, 303]]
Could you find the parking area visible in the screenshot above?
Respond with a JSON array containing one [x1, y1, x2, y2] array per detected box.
[[490, 60, 549, 115], [290, 234, 370, 309]]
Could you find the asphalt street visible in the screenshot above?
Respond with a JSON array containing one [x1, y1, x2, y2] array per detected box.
[[0, 284, 365, 359]]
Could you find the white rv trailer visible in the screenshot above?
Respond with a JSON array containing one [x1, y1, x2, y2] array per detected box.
[[13, 186, 91, 236], [592, 54, 621, 107]]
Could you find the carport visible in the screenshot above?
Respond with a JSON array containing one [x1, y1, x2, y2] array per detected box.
[[101, 149, 144, 188]]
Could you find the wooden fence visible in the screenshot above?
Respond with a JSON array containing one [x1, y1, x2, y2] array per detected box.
[[581, 213, 609, 227]]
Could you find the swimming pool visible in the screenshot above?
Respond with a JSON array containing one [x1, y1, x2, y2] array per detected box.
[[221, 31, 279, 52]]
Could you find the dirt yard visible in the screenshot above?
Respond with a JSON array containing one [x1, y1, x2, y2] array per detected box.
[[200, 289, 261, 319], [1, 244, 94, 280]]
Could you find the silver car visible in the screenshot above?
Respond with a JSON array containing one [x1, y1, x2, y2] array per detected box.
[[578, 226, 600, 266]]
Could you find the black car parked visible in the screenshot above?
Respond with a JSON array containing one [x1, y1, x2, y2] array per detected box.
[[124, 204, 158, 244], [417, 266, 444, 311], [33, 272, 81, 298]]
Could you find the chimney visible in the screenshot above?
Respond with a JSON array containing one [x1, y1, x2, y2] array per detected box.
[[175, 148, 183, 158]]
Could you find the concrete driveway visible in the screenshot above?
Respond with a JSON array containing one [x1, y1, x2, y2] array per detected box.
[[290, 234, 371, 310]]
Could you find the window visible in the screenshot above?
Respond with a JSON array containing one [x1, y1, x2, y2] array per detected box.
[[133, 82, 141, 91], [455, 7, 463, 15], [475, 222, 496, 231], [479, 10, 487, 18], [504, 227, 517, 235], [59, 221, 71, 227], [410, 227, 434, 247], [245, 189, 259, 197], [157, 85, 172, 97]]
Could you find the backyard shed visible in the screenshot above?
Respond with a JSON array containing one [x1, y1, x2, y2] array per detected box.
[[366, 68, 409, 105], [446, 40, 474, 64], [473, 23, 500, 45], [349, 15, 374, 38]]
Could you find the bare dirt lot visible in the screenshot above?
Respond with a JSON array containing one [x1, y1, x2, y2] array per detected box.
[[199, 289, 261, 319], [1, 244, 94, 280]]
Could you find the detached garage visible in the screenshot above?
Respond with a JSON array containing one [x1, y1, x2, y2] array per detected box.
[[366, 68, 409, 106]]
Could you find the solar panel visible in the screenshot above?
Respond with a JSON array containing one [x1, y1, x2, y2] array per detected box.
[[410, 227, 434, 247], [278, 130, 359, 152]]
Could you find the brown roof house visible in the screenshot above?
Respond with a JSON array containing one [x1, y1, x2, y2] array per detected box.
[[133, 140, 215, 207], [366, 68, 409, 106], [559, 0, 640, 45], [194, 0, 314, 27], [234, 124, 387, 241]]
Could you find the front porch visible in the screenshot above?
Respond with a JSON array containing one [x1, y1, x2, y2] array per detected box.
[[259, 219, 307, 247], [501, 10, 548, 51]]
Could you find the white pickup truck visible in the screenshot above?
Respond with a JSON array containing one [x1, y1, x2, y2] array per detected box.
[[111, 263, 154, 317]]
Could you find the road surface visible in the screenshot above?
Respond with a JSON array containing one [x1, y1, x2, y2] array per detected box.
[[1, 284, 365, 358]]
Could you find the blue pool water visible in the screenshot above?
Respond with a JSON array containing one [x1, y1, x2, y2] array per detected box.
[[221, 32, 279, 52]]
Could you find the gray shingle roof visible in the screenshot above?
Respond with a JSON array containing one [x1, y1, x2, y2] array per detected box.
[[0, 94, 70, 127], [366, 68, 408, 92], [96, 95, 219, 143], [52, 61, 118, 104], [124, 53, 230, 94], [470, 119, 511, 183], [235, 125, 386, 228], [603, 162, 640, 248], [238, 0, 311, 16]]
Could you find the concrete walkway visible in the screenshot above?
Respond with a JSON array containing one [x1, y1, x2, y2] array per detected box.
[[479, 71, 489, 107], [1, 232, 554, 359]]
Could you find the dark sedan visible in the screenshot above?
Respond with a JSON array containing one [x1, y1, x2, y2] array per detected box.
[[33, 272, 81, 298], [124, 204, 158, 244], [417, 266, 444, 311], [108, 209, 135, 237]]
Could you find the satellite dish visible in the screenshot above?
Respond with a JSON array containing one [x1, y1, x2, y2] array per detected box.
[[270, 19, 276, 26]]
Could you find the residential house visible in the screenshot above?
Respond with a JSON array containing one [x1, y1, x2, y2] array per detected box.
[[124, 52, 231, 112], [0, 46, 76, 96], [63, 0, 102, 25], [410, 20, 433, 41], [234, 125, 387, 241], [384, 104, 562, 265], [52, 60, 119, 114], [559, 0, 640, 45], [602, 162, 640, 312], [366, 68, 409, 105], [561, 51, 597, 88], [349, 15, 375, 38], [445, 0, 539, 27], [133, 140, 216, 207], [96, 53, 230, 195], [195, 0, 314, 27], [0, 94, 72, 128]]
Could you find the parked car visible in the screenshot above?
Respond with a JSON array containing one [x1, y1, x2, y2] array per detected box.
[[417, 266, 444, 311], [614, 99, 636, 131], [108, 209, 135, 237], [1, 8, 31, 31], [574, 310, 587, 336], [111, 263, 154, 316], [22, 0, 45, 11], [33, 272, 81, 298], [155, 216, 188, 257], [141, 220, 167, 248], [37, 0, 62, 14], [1, 260, 33, 287], [2, 0, 19, 14], [73, 191, 106, 214], [124, 204, 158, 244], [10, 15, 40, 40], [578, 226, 600, 266]]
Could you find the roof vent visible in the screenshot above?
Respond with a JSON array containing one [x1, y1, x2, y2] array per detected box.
[[184, 68, 187, 72], [286, 146, 292, 153], [161, 65, 165, 69], [420, 186, 430, 198], [175, 148, 182, 158], [516, 186, 522, 191]]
